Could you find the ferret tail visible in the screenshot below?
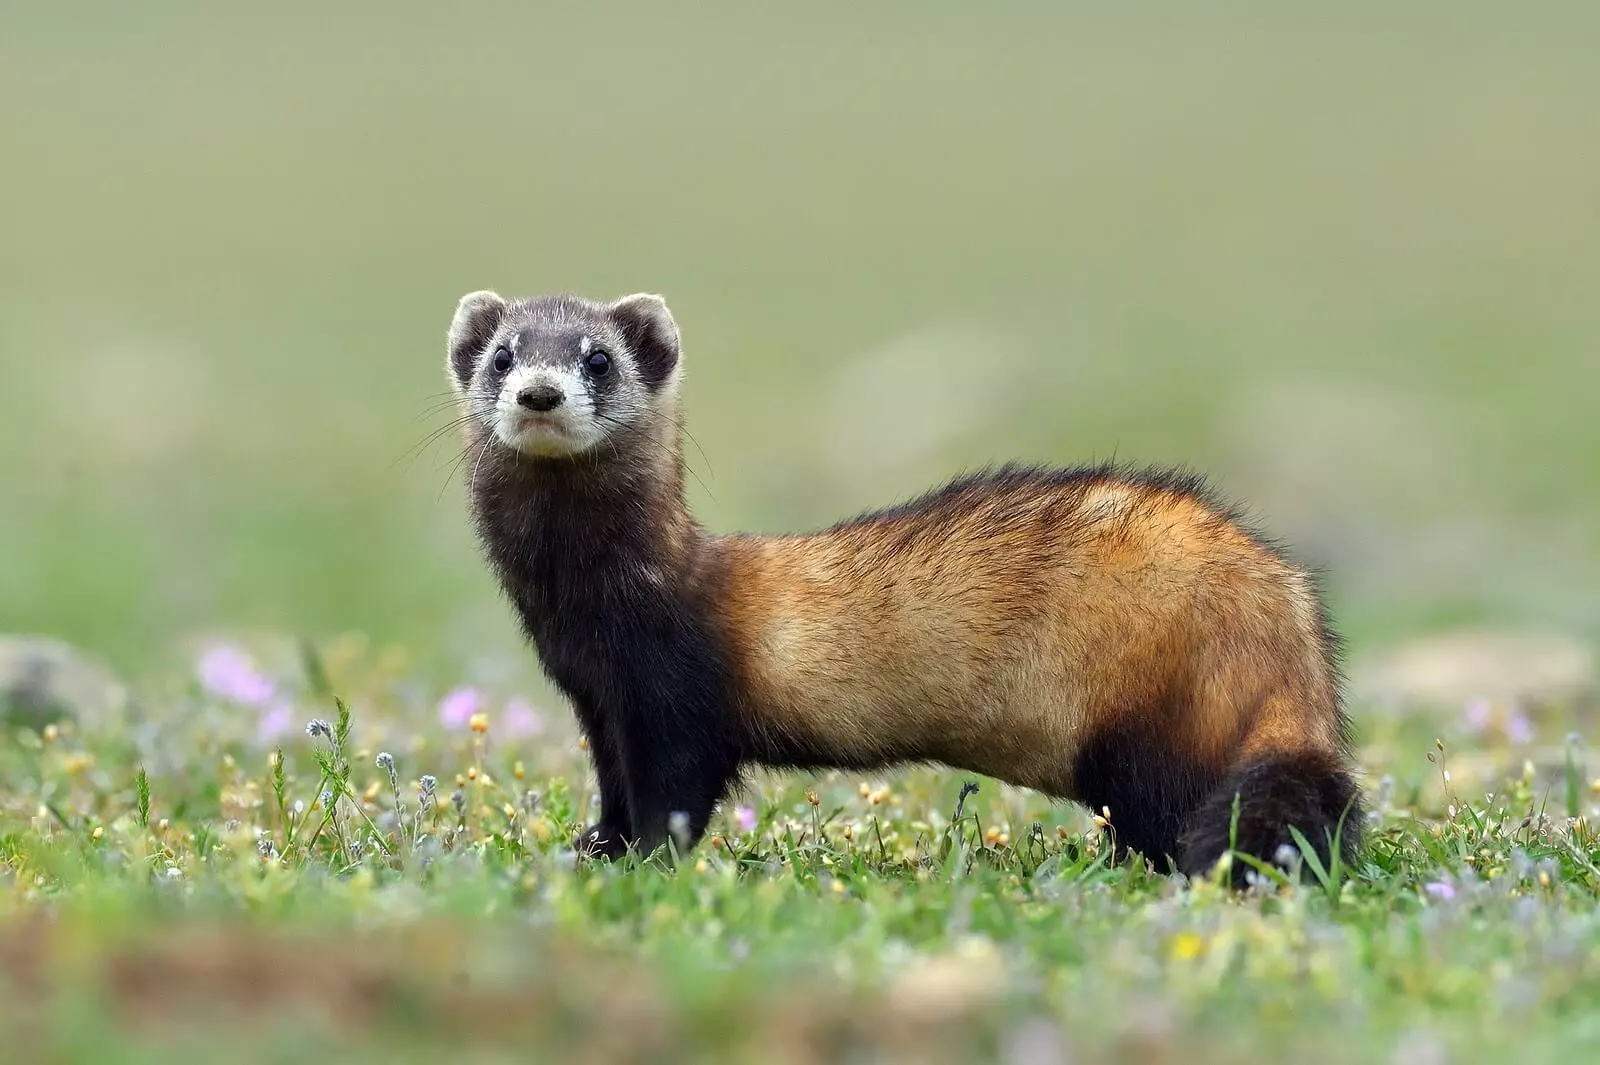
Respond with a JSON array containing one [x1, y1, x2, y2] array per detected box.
[[1178, 748, 1364, 888]]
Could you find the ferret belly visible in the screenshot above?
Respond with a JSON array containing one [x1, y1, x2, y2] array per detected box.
[[734, 598, 1100, 794]]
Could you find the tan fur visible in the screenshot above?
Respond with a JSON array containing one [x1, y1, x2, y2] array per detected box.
[[712, 474, 1340, 796]]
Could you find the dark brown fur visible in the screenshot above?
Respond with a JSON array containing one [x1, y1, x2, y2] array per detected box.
[[447, 291, 1365, 886]]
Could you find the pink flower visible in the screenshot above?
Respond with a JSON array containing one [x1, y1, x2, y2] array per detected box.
[[438, 687, 482, 730], [1424, 880, 1456, 901], [505, 697, 546, 737], [197, 644, 276, 707], [1507, 713, 1534, 745], [1463, 697, 1492, 732], [258, 702, 295, 743], [734, 805, 757, 833]]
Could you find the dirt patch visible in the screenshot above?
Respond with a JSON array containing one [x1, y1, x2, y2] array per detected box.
[[0, 913, 1008, 1064]]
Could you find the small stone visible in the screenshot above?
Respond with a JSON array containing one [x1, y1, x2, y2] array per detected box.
[[0, 635, 128, 731], [886, 937, 1006, 1023]]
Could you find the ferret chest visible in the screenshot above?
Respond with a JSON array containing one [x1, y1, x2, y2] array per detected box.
[[497, 541, 650, 686], [476, 491, 728, 727]]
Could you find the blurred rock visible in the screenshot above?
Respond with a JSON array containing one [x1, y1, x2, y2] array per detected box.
[[884, 936, 1007, 1024], [1350, 629, 1596, 714], [0, 635, 129, 731]]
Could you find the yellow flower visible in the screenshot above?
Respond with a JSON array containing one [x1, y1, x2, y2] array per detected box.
[[1169, 932, 1206, 961], [514, 761, 526, 781], [468, 712, 490, 734], [805, 790, 821, 807], [831, 879, 846, 895], [91, 826, 104, 841], [466, 766, 478, 782]]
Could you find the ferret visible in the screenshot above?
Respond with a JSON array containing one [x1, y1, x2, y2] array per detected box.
[[443, 289, 1364, 885]]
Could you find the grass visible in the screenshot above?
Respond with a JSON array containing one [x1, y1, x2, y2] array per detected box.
[[4, 636, 1600, 1063]]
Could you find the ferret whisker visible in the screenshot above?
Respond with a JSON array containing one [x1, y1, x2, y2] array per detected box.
[[589, 408, 714, 502], [412, 397, 485, 422], [435, 438, 483, 504], [392, 414, 487, 472], [681, 426, 715, 482], [417, 389, 500, 416], [404, 410, 482, 444], [463, 433, 497, 502], [433, 448, 469, 500]]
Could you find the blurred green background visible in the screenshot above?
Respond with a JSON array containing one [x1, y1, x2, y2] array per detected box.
[[3, 2, 1597, 688]]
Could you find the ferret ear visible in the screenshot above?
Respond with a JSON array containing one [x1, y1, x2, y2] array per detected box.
[[446, 290, 508, 393], [609, 293, 680, 391]]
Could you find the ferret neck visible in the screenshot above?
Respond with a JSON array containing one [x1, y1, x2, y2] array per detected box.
[[478, 407, 698, 577]]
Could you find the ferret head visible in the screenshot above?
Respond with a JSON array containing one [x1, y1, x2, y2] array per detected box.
[[445, 290, 682, 460]]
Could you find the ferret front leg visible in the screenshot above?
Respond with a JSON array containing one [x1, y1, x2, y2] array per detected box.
[[616, 714, 738, 858], [571, 698, 634, 859]]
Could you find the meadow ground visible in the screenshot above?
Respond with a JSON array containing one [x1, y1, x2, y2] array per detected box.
[[4, 4, 1600, 1062], [3, 635, 1600, 1064]]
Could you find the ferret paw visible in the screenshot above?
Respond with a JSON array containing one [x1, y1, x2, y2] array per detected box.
[[575, 822, 631, 860]]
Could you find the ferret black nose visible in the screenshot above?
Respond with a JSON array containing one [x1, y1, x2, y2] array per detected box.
[[517, 385, 565, 412]]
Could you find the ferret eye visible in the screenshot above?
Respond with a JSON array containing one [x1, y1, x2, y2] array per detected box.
[[491, 346, 513, 374], [584, 349, 611, 377]]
